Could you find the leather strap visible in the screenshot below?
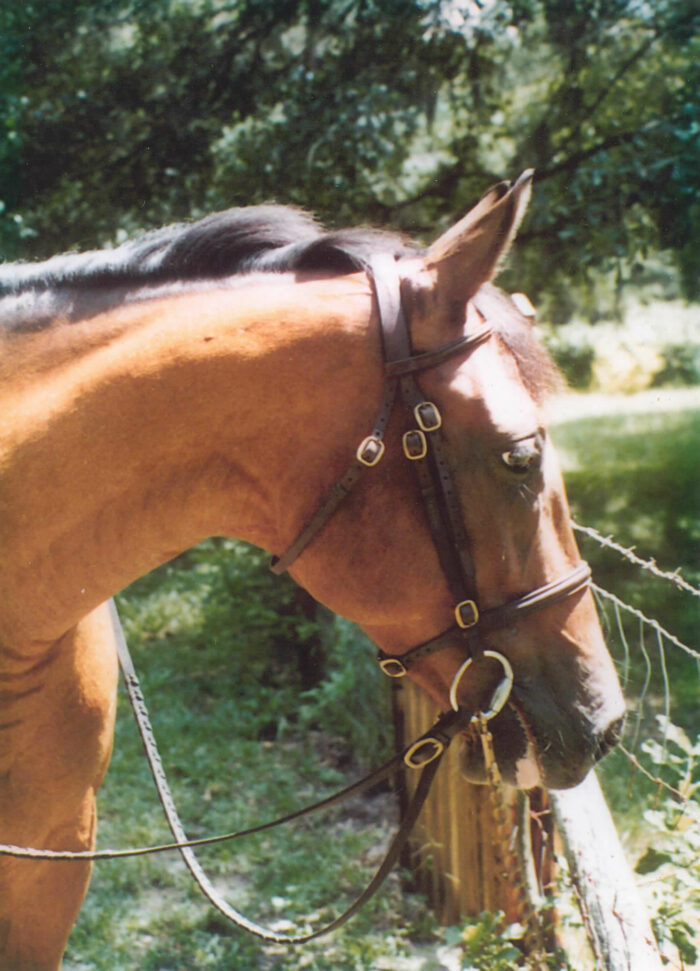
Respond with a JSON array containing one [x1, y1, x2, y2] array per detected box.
[[377, 562, 592, 675], [270, 378, 397, 574], [110, 601, 471, 944], [271, 254, 487, 576], [384, 329, 492, 377], [373, 253, 481, 633]]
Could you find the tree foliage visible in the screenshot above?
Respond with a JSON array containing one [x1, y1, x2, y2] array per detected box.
[[1, 0, 698, 315]]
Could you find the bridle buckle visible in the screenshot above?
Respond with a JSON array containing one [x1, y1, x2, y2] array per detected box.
[[403, 429, 427, 460], [455, 599, 479, 629], [403, 735, 445, 769], [414, 402, 442, 432], [356, 435, 385, 467], [378, 656, 407, 678]]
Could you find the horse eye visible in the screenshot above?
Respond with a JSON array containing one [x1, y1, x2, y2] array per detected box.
[[501, 439, 541, 474]]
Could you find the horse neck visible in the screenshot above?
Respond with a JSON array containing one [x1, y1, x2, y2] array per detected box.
[[0, 274, 378, 645]]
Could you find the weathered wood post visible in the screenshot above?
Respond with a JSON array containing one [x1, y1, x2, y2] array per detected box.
[[551, 773, 663, 970], [394, 678, 664, 970], [393, 677, 544, 925]]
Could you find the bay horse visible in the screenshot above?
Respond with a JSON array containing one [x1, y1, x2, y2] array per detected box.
[[0, 172, 624, 968]]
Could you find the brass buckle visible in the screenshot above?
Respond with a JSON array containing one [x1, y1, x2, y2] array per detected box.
[[414, 402, 442, 432], [403, 735, 445, 769], [378, 656, 407, 678], [403, 429, 427, 460], [356, 435, 385, 467], [448, 650, 514, 715], [455, 599, 479, 629]]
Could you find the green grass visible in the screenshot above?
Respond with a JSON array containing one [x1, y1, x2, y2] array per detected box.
[[552, 403, 699, 969], [65, 543, 433, 970], [64, 402, 699, 969]]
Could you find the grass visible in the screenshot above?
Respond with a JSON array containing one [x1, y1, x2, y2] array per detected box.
[[552, 400, 699, 969], [65, 544, 434, 970], [63, 399, 699, 969]]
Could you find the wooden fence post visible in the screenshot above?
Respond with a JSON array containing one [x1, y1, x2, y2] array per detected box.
[[393, 678, 543, 925], [550, 773, 663, 970], [394, 678, 664, 970]]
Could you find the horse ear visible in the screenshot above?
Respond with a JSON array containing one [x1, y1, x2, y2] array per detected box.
[[426, 169, 533, 317]]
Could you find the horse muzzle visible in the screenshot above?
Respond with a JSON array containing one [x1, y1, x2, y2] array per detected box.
[[458, 698, 626, 791]]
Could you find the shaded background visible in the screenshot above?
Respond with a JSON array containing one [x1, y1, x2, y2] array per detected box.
[[2, 0, 699, 324]]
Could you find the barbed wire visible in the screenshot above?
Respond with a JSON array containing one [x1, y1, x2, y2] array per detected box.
[[579, 522, 698, 803], [572, 520, 700, 598], [591, 583, 699, 662], [616, 744, 687, 802]]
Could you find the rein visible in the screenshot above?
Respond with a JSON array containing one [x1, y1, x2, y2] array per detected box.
[[0, 256, 592, 943], [1, 602, 475, 945]]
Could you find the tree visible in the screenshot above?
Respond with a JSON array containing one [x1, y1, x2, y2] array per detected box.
[[1, 0, 698, 313]]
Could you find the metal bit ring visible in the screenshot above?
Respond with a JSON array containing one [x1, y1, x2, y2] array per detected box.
[[449, 650, 514, 717]]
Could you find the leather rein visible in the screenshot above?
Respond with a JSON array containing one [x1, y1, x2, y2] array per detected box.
[[0, 256, 591, 943]]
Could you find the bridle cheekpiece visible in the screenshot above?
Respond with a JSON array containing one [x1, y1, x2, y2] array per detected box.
[[272, 253, 591, 752]]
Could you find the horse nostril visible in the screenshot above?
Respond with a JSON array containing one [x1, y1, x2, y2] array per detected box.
[[594, 716, 625, 762]]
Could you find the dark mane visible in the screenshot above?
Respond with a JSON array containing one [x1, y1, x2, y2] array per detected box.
[[0, 206, 560, 402], [0, 206, 416, 296]]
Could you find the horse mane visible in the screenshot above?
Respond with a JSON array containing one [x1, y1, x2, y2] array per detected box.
[[0, 205, 561, 400], [0, 206, 417, 296]]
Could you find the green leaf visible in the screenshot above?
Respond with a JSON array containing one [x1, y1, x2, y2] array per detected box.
[[635, 847, 673, 875]]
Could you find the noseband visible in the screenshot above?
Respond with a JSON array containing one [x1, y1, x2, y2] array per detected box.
[[272, 253, 591, 729]]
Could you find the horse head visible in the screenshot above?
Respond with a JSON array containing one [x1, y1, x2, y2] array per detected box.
[[287, 173, 625, 790]]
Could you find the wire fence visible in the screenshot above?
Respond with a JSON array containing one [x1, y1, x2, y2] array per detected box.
[[572, 520, 700, 600], [554, 520, 699, 969], [573, 519, 698, 803]]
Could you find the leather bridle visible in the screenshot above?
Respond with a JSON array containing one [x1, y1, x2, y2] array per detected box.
[[272, 253, 592, 747], [0, 255, 594, 944]]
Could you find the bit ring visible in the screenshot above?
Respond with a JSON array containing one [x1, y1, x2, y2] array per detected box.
[[449, 650, 514, 717]]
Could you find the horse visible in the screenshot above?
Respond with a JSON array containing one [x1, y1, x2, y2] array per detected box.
[[0, 171, 625, 968]]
